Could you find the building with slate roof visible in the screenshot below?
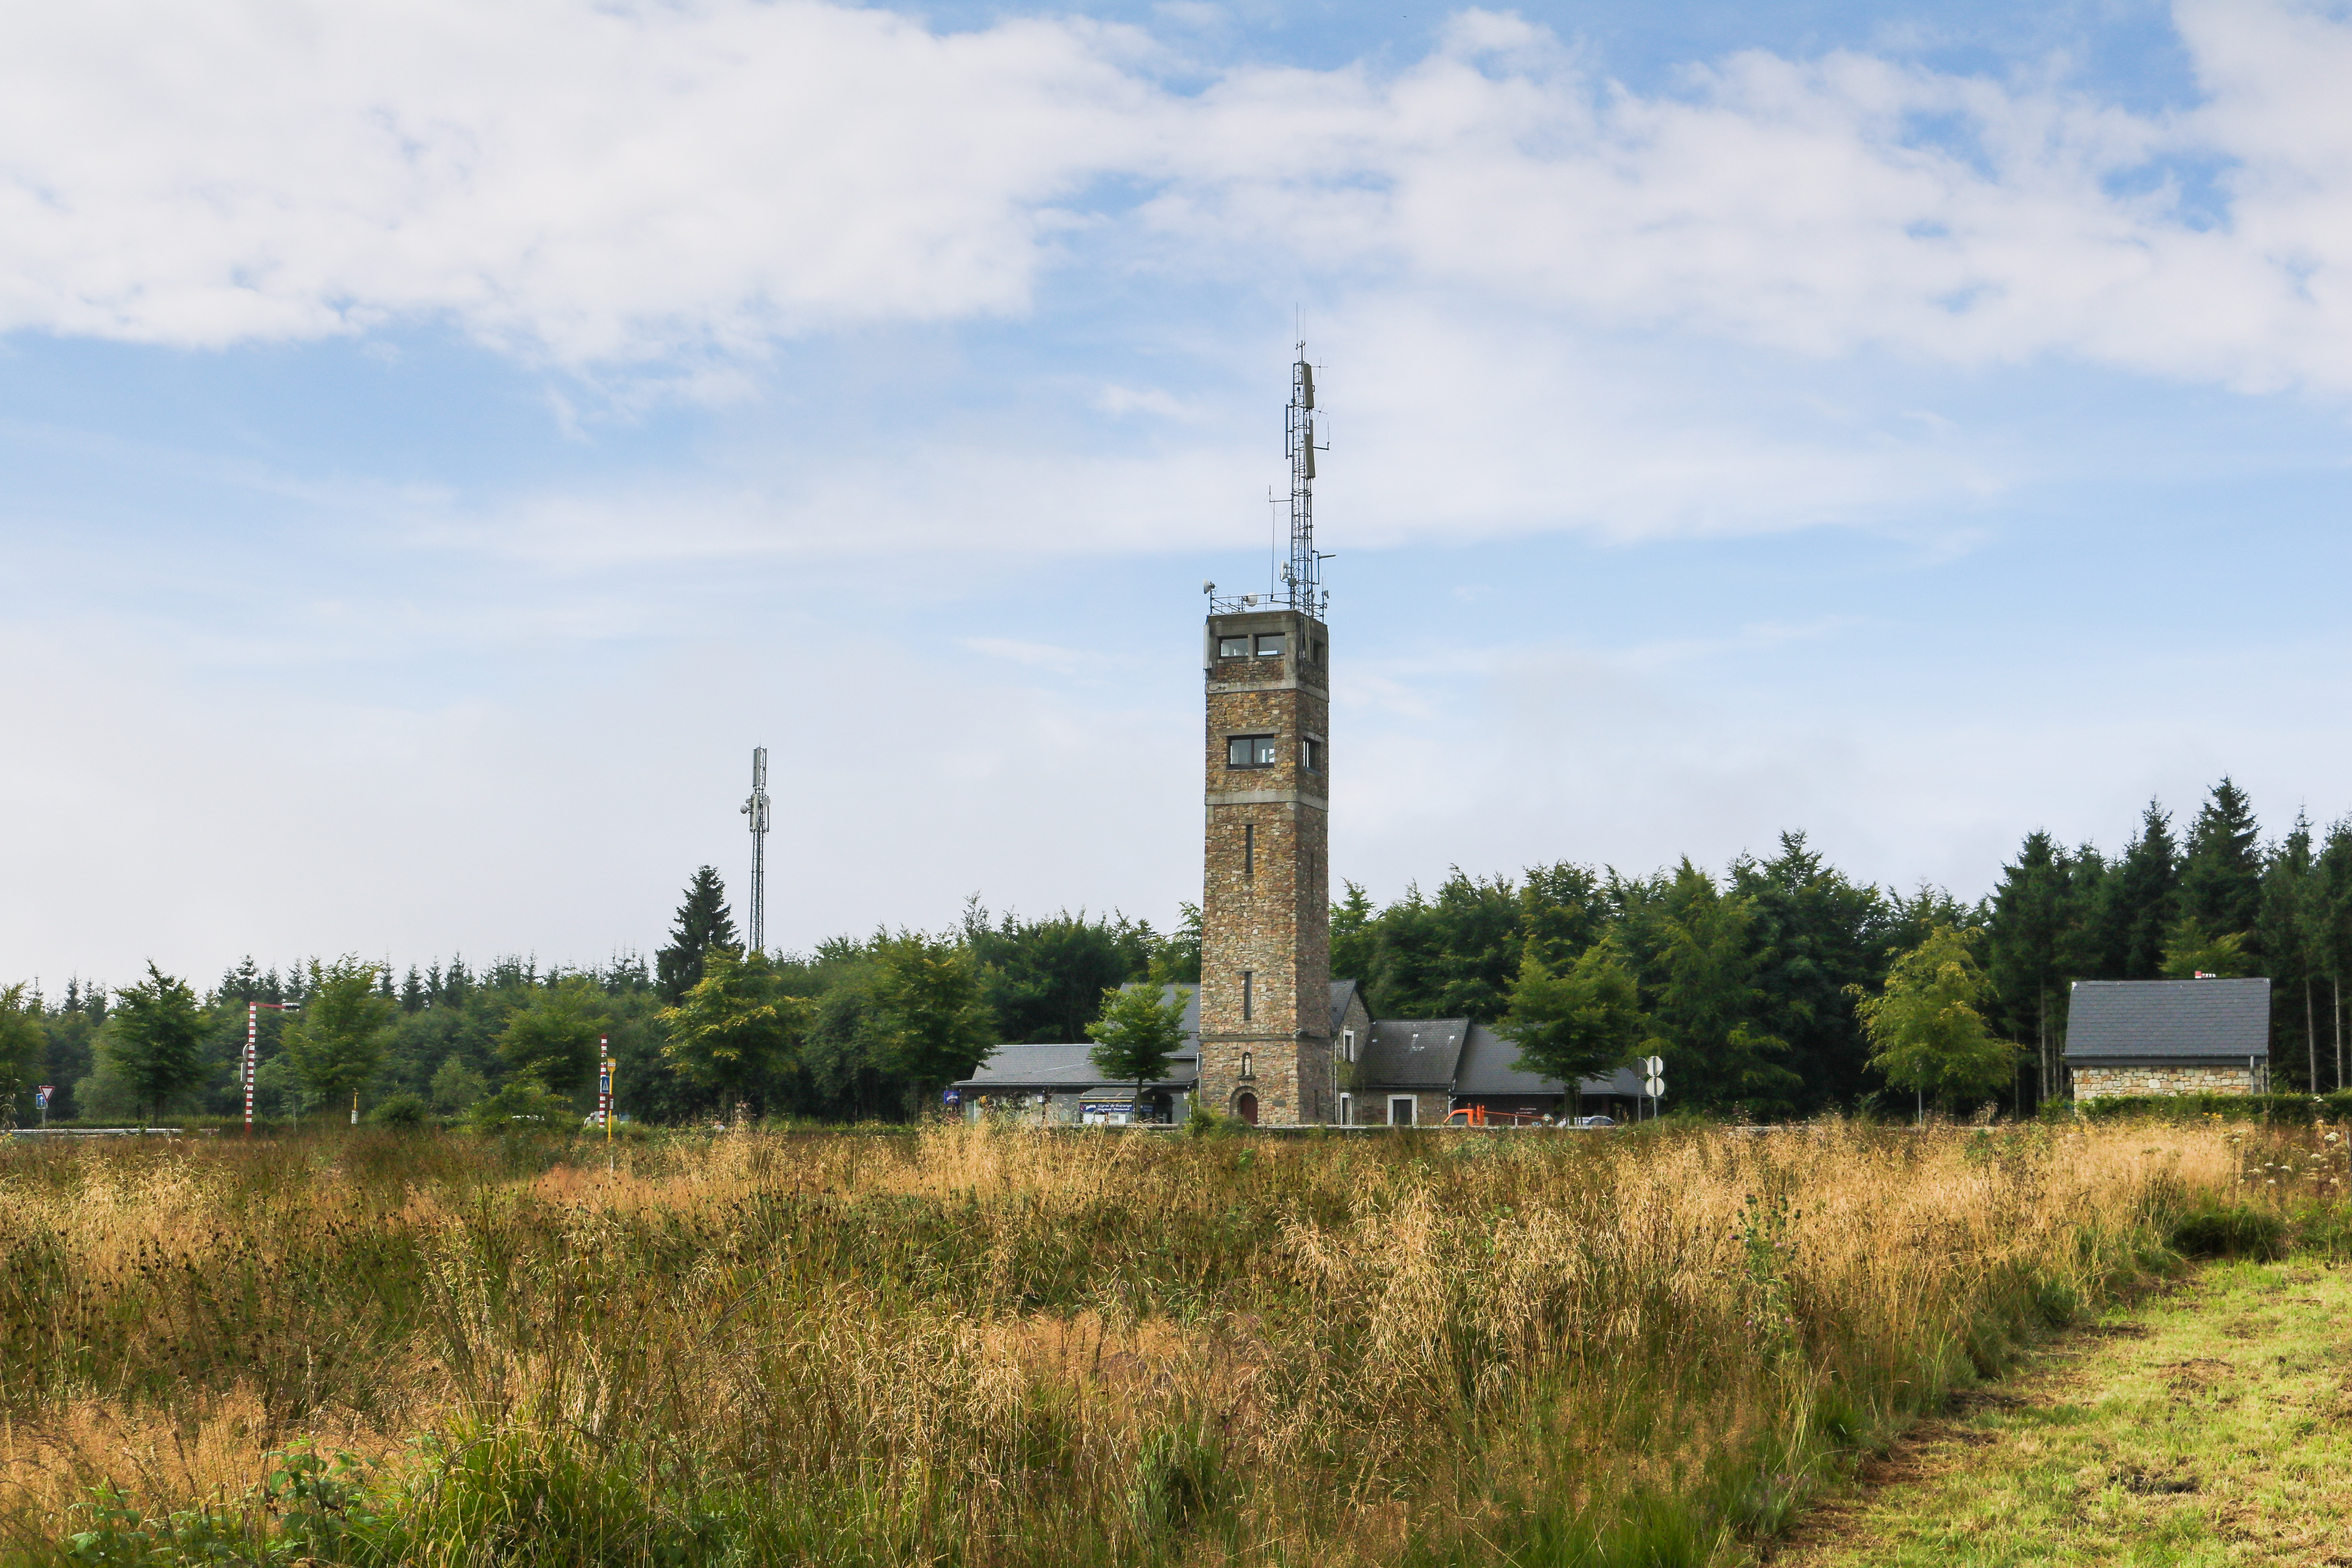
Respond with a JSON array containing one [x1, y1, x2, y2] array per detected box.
[[2063, 977, 2271, 1101], [952, 980, 1643, 1126]]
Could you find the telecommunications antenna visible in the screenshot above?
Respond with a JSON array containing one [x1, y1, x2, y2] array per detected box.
[[1206, 342, 1330, 618], [1281, 341, 1330, 616], [741, 746, 771, 954]]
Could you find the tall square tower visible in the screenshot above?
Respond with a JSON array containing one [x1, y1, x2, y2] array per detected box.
[[1199, 605, 1330, 1124]]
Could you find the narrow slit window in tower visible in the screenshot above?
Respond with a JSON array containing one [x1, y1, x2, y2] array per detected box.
[[1302, 737, 1323, 772], [1241, 970, 1253, 1021], [1244, 822, 1254, 878]]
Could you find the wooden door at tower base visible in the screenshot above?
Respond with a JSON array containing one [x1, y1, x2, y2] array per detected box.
[[1234, 1091, 1259, 1125]]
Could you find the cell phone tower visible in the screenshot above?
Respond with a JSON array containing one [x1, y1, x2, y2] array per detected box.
[[1280, 341, 1330, 615], [740, 746, 771, 955]]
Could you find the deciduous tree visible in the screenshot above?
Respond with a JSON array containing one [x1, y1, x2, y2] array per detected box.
[[1851, 926, 2019, 1112], [1501, 938, 1643, 1087], [282, 958, 396, 1118], [1087, 983, 1191, 1116], [659, 946, 808, 1115], [104, 964, 210, 1123], [868, 933, 996, 1109], [496, 976, 605, 1096]]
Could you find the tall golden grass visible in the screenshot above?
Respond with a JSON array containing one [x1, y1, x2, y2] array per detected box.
[[0, 1119, 2279, 1565]]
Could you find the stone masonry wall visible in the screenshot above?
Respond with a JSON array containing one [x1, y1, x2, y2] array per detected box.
[[1200, 608, 1332, 1126], [2072, 1063, 2260, 1101]]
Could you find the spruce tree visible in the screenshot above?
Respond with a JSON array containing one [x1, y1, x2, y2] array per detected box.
[[657, 867, 739, 1002], [1985, 830, 2072, 1100], [2181, 778, 2264, 949], [2097, 801, 2180, 980]]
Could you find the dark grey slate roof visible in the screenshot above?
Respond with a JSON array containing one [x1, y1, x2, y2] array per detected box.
[[953, 1040, 1196, 1093], [2063, 978, 2271, 1062], [1330, 978, 1362, 1035], [1358, 1018, 1468, 1089], [1452, 1025, 1648, 1098]]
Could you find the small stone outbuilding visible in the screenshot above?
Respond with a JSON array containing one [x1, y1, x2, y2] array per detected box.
[[2063, 977, 2271, 1101]]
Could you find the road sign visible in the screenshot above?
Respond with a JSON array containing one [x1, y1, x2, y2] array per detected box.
[[1643, 1075, 1664, 1098], [32, 1090, 47, 1109], [1642, 1055, 1663, 1076]]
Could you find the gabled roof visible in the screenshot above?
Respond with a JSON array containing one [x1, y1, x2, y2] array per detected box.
[[1330, 978, 1363, 1035], [953, 1040, 1196, 1093], [1451, 1024, 1649, 1099], [1359, 1018, 1468, 1089], [2063, 978, 2271, 1062]]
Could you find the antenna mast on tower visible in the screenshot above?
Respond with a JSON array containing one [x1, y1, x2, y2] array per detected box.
[[741, 747, 770, 955], [1281, 342, 1328, 615]]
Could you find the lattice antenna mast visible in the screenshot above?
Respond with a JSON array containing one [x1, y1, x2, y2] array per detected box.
[[740, 746, 771, 955], [1280, 342, 1328, 616]]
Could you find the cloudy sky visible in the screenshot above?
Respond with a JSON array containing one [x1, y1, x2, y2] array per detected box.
[[7, 0, 2352, 987]]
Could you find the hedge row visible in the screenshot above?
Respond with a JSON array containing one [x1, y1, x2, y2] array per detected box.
[[2072, 1091, 2352, 1124]]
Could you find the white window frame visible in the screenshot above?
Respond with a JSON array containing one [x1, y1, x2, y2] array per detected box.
[[1342, 1027, 1355, 1063], [1338, 1092, 1352, 1125], [1389, 1094, 1415, 1126]]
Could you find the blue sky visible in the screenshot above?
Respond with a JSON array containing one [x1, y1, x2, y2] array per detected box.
[[7, 0, 2352, 987]]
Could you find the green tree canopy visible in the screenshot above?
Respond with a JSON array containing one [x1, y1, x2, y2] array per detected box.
[[2161, 916, 2253, 980], [1087, 983, 1191, 1112], [2181, 778, 2264, 949], [103, 964, 211, 1122], [656, 866, 738, 1002], [868, 933, 997, 1107], [1500, 937, 1643, 1086], [282, 958, 397, 1116], [1638, 863, 1802, 1116], [0, 982, 43, 1123], [659, 946, 808, 1114], [496, 976, 606, 1094], [1850, 926, 2019, 1109]]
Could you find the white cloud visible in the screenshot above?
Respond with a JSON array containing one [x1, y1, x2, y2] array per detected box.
[[9, 0, 2352, 396]]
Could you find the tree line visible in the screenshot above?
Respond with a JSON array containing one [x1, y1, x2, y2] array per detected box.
[[2, 777, 2342, 1125]]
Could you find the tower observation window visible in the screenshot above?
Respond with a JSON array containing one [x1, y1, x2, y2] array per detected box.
[[1302, 737, 1323, 772], [1228, 734, 1277, 768], [1254, 633, 1286, 658], [1218, 635, 1249, 659]]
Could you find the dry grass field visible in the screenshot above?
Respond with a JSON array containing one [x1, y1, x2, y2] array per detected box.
[[0, 1118, 2322, 1566]]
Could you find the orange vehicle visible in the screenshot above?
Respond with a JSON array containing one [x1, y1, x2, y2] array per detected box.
[[1441, 1105, 1546, 1128]]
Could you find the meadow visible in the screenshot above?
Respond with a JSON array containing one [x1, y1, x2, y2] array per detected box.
[[0, 1118, 2327, 1567]]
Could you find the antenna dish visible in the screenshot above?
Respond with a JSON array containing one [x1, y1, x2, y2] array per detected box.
[[1203, 580, 1215, 594]]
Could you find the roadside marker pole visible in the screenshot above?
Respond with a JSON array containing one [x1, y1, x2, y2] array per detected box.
[[599, 1038, 614, 1144], [244, 1002, 297, 1137]]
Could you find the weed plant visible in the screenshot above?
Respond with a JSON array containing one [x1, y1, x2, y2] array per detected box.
[[0, 1119, 2298, 1566]]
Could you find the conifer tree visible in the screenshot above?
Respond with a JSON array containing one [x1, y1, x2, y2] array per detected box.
[[2181, 778, 2263, 950], [657, 867, 738, 1002], [1987, 830, 2074, 1099]]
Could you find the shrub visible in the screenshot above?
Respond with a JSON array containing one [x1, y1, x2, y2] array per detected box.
[[2168, 1200, 2287, 1260], [367, 1093, 428, 1129]]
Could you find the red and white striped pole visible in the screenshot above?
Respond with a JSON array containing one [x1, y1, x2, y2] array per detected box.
[[245, 1001, 296, 1137]]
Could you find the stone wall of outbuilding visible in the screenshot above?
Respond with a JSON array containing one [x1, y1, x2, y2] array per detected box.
[[2071, 1063, 2261, 1101]]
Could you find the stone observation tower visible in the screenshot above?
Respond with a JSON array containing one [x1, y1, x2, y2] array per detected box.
[[1198, 346, 1331, 1125]]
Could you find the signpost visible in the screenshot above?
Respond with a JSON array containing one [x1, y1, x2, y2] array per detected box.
[[35, 1086, 52, 1127], [598, 1037, 614, 1144], [1642, 1055, 1666, 1120]]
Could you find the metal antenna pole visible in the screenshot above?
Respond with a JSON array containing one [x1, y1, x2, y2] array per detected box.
[[741, 746, 771, 955], [1282, 342, 1328, 615]]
